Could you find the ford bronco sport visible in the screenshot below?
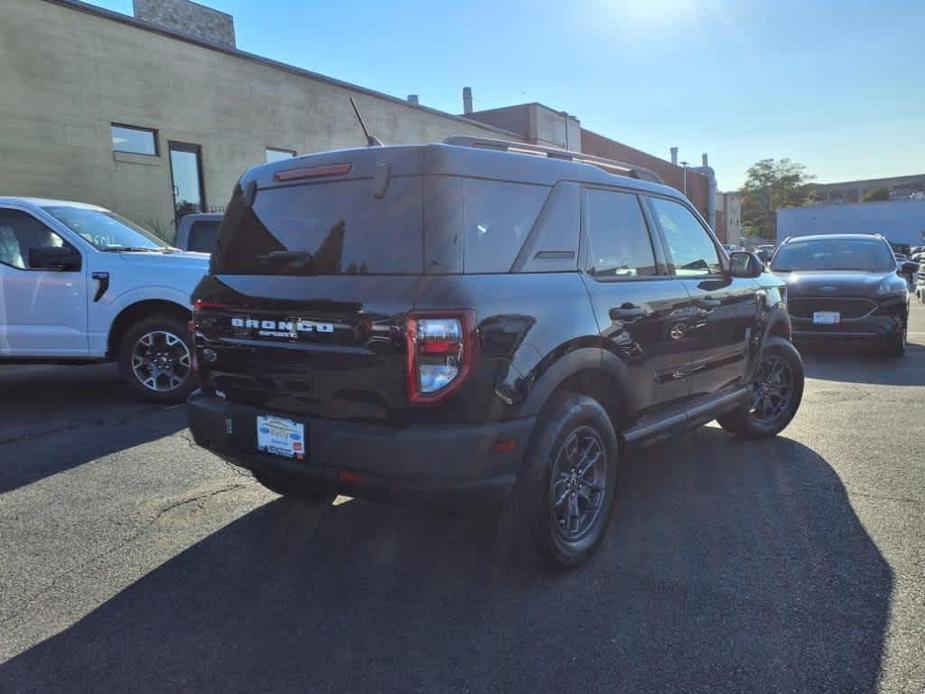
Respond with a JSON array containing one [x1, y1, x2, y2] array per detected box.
[[187, 138, 804, 568]]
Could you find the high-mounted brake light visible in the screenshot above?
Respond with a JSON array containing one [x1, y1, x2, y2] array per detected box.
[[406, 310, 479, 406], [273, 163, 352, 182]]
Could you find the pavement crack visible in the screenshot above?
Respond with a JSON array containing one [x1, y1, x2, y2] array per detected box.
[[0, 483, 248, 628]]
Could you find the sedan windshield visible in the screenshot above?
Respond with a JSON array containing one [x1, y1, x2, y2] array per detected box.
[[771, 238, 895, 272], [43, 206, 168, 251]]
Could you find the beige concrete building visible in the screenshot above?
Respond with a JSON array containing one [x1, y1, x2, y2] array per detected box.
[[0, 0, 518, 237], [1, 0, 717, 240]]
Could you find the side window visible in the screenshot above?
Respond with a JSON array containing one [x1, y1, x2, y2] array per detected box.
[[585, 189, 657, 278], [0, 209, 78, 271], [651, 198, 723, 277], [649, 197, 722, 276], [187, 220, 221, 253], [462, 179, 549, 273]]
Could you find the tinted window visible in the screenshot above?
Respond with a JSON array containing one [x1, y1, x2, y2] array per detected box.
[[650, 197, 722, 276], [187, 220, 221, 253], [0, 209, 76, 270], [771, 238, 895, 272], [462, 179, 548, 273], [585, 190, 657, 277], [212, 176, 422, 275], [111, 124, 157, 155]]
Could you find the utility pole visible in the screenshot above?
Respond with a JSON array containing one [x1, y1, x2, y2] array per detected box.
[[680, 161, 689, 195]]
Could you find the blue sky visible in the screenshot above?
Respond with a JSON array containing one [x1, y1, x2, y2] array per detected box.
[[89, 0, 924, 190]]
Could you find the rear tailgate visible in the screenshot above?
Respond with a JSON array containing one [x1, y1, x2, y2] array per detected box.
[[194, 274, 418, 421], [194, 148, 425, 421]]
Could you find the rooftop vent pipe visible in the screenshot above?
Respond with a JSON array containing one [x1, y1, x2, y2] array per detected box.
[[463, 87, 473, 115]]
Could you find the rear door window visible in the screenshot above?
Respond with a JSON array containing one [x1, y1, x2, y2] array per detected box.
[[584, 189, 657, 278], [212, 176, 423, 275]]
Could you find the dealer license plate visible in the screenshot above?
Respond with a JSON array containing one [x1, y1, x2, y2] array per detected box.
[[256, 415, 305, 460], [812, 311, 840, 324]]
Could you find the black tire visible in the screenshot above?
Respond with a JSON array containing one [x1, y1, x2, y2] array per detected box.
[[887, 326, 907, 357], [717, 337, 804, 439], [253, 470, 336, 504], [118, 314, 197, 404], [516, 393, 619, 570]]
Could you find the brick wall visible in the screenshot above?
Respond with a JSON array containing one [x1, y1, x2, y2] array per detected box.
[[133, 0, 235, 48]]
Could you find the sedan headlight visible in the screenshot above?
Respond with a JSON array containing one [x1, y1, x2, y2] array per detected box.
[[875, 280, 906, 297]]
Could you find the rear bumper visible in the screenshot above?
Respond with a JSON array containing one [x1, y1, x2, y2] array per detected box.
[[186, 390, 534, 503]]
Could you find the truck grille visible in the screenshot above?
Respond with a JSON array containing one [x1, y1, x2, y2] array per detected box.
[[788, 297, 877, 319]]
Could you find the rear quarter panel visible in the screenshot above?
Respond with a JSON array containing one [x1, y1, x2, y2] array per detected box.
[[413, 273, 601, 423]]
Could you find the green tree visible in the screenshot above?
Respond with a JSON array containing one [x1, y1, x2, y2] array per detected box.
[[863, 187, 890, 202], [739, 158, 815, 238]]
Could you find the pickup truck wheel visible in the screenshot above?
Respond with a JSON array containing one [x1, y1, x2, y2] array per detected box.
[[517, 393, 618, 570], [253, 471, 336, 504], [717, 337, 804, 439], [119, 314, 196, 404]]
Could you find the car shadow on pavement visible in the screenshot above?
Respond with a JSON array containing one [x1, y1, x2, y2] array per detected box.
[[0, 427, 892, 693], [799, 342, 925, 386], [0, 364, 186, 494]]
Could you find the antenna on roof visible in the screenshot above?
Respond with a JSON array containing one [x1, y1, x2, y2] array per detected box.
[[349, 97, 383, 147]]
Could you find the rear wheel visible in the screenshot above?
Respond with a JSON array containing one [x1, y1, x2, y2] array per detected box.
[[119, 314, 196, 403], [253, 470, 336, 505], [516, 393, 619, 569], [717, 337, 804, 439]]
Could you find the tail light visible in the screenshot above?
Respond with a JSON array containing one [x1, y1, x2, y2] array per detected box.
[[406, 311, 479, 406]]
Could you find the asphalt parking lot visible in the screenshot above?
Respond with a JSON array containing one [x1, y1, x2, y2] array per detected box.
[[1, 304, 923, 693]]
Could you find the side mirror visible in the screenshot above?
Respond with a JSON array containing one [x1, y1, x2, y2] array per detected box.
[[900, 260, 919, 275], [729, 250, 764, 278], [29, 246, 81, 271]]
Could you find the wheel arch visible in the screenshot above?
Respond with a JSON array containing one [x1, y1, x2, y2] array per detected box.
[[107, 299, 191, 358], [519, 346, 637, 435]]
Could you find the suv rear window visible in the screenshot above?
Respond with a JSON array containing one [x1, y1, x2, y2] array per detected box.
[[214, 174, 550, 276], [212, 176, 423, 275]]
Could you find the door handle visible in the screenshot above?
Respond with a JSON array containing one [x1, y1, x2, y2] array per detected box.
[[609, 305, 648, 322]]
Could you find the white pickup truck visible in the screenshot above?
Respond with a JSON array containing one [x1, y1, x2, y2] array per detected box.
[[0, 197, 209, 402]]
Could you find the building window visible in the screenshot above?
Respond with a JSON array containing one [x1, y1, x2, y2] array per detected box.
[[111, 124, 158, 156], [266, 147, 296, 163]]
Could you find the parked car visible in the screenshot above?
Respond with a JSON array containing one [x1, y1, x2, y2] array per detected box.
[[755, 244, 776, 264], [186, 138, 804, 569], [916, 262, 925, 304], [721, 243, 743, 254], [895, 254, 917, 290], [770, 233, 913, 355], [174, 212, 223, 253], [0, 197, 208, 402]]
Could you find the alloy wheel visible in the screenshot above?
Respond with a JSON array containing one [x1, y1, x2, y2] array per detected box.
[[751, 355, 794, 423], [550, 425, 607, 542], [131, 330, 192, 393]]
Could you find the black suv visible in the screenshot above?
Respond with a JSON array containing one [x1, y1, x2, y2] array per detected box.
[[187, 138, 804, 568]]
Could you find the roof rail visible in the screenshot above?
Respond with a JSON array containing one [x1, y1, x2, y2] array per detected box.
[[443, 136, 663, 184]]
